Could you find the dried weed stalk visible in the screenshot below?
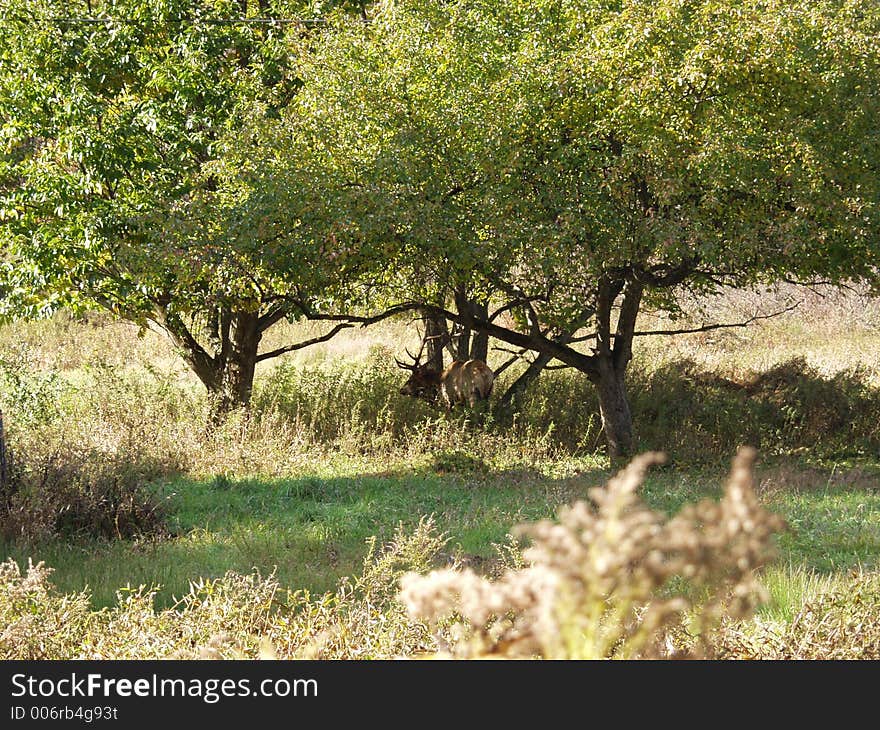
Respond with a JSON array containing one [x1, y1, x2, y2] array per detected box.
[[0, 520, 443, 659], [400, 447, 784, 658], [0, 559, 92, 659], [721, 569, 880, 660]]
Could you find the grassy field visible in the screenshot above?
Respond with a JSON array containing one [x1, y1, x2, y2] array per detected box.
[[2, 285, 880, 657], [4, 456, 880, 615]]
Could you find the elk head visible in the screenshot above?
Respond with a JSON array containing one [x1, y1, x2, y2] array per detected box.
[[396, 342, 442, 404]]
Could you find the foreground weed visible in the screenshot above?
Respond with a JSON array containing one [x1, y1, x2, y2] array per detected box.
[[400, 448, 784, 658], [721, 569, 880, 659]]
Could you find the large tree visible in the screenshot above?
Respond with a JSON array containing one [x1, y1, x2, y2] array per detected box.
[[0, 0, 397, 418], [287, 0, 880, 455]]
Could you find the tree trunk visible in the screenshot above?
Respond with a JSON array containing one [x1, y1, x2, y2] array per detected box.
[[469, 301, 489, 362], [454, 325, 472, 361], [151, 304, 291, 426], [166, 309, 261, 425], [208, 312, 262, 423], [421, 308, 447, 372], [593, 277, 642, 459], [595, 359, 633, 459], [452, 290, 490, 362]]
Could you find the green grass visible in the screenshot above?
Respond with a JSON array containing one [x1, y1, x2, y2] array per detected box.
[[756, 565, 849, 624], [5, 455, 879, 612], [0, 460, 587, 607], [772, 489, 880, 570]]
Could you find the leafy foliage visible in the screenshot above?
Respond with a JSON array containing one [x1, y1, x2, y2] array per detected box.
[[1, 1, 288, 314], [289, 0, 880, 312], [180, 0, 871, 449], [3, 0, 879, 442], [0, 0, 382, 412]]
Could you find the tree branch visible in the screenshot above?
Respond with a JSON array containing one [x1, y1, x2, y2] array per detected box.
[[149, 306, 220, 388], [488, 294, 547, 323], [782, 277, 858, 293], [284, 299, 418, 324], [486, 281, 543, 336], [257, 303, 289, 331], [491, 345, 534, 376], [613, 278, 644, 371], [254, 302, 422, 363], [637, 258, 699, 288], [255, 322, 354, 362], [630, 301, 800, 338], [420, 303, 600, 378], [567, 332, 598, 343]]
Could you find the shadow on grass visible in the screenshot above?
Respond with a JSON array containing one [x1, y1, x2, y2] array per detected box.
[[3, 456, 880, 609], [0, 463, 601, 608], [520, 356, 880, 462]]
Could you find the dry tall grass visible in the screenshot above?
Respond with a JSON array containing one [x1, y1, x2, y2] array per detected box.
[[3, 299, 880, 479], [400, 448, 784, 658]]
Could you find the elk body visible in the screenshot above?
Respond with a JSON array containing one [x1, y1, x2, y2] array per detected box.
[[397, 348, 494, 409]]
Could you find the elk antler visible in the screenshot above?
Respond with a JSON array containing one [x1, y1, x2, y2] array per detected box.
[[396, 332, 427, 370], [395, 355, 417, 371]]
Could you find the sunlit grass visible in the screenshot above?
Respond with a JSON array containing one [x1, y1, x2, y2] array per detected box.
[[756, 564, 850, 624], [3, 457, 878, 610]]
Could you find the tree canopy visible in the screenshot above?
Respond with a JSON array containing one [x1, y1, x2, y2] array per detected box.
[[275, 0, 880, 453], [2, 0, 879, 451], [0, 0, 399, 415]]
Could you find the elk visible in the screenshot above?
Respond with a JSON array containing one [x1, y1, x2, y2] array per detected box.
[[396, 340, 494, 409]]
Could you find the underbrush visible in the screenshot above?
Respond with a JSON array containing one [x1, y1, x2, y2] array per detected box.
[[0, 520, 443, 660], [3, 331, 880, 486], [254, 353, 880, 462], [0, 442, 170, 543], [721, 569, 880, 659], [3, 450, 875, 660]]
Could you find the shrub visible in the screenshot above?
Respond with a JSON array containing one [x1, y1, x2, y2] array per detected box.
[[510, 357, 880, 461], [0, 348, 66, 428], [399, 448, 785, 658], [0, 449, 169, 543]]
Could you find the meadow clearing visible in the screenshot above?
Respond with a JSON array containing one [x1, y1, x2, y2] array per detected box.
[[1, 285, 879, 659], [2, 0, 879, 661]]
